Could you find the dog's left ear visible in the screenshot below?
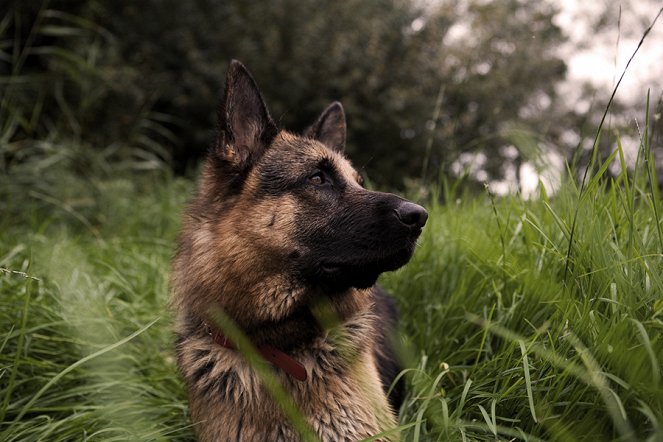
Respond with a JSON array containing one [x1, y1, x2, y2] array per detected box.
[[304, 102, 346, 153]]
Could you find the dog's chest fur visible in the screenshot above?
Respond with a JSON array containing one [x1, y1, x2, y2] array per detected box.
[[175, 305, 397, 442]]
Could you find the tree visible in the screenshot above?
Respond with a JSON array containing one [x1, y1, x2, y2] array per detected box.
[[3, 0, 572, 189], [418, 0, 568, 190]]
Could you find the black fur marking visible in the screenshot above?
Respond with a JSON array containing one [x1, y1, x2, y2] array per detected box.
[[316, 157, 335, 174], [191, 359, 216, 385], [372, 287, 405, 411], [235, 414, 244, 441], [254, 154, 344, 199], [194, 349, 211, 360], [214, 371, 239, 401], [254, 163, 302, 197]]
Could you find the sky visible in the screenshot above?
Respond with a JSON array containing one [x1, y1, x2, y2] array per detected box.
[[555, 0, 663, 110], [514, 0, 663, 196]]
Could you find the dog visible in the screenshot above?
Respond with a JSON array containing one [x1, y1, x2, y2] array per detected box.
[[171, 60, 427, 441]]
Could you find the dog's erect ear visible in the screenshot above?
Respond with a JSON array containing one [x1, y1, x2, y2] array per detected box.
[[216, 60, 277, 168], [304, 102, 346, 153]]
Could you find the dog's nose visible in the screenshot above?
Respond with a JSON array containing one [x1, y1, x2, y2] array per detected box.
[[394, 201, 428, 228]]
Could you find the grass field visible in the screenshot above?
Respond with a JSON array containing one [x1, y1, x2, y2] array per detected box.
[[1, 129, 662, 441]]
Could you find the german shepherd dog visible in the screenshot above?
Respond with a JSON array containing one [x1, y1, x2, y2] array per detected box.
[[172, 60, 427, 441]]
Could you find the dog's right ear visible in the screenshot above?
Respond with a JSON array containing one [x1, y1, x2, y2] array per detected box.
[[304, 101, 346, 153], [215, 60, 278, 170]]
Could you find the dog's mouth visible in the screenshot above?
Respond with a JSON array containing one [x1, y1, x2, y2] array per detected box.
[[319, 246, 412, 273], [320, 262, 342, 273], [314, 244, 416, 290]]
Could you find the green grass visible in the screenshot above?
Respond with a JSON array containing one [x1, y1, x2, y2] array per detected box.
[[1, 133, 662, 441], [385, 139, 663, 440], [0, 159, 194, 441]]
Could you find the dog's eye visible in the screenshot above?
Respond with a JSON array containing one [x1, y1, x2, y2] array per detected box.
[[308, 172, 325, 185]]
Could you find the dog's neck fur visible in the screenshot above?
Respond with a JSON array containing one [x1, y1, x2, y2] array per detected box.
[[175, 285, 373, 352], [177, 287, 375, 351], [174, 290, 396, 441]]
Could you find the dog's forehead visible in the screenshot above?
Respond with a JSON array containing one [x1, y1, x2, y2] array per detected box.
[[269, 131, 360, 181]]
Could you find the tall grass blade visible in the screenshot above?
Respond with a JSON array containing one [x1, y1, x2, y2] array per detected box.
[[519, 340, 538, 423], [208, 307, 320, 442]]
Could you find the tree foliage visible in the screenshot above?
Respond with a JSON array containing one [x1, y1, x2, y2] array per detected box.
[[2, 0, 571, 188]]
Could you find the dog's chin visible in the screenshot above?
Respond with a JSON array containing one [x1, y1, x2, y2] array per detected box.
[[311, 245, 415, 291], [318, 265, 379, 290]]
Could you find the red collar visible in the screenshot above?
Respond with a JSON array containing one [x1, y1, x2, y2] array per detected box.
[[207, 326, 307, 382]]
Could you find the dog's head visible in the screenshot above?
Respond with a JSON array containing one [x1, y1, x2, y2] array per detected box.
[[210, 60, 426, 290], [176, 61, 427, 326]]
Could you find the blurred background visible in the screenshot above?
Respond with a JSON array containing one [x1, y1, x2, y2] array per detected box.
[[1, 0, 662, 195]]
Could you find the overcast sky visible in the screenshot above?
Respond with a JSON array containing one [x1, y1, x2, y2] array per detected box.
[[522, 1, 663, 196], [556, 0, 663, 108]]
